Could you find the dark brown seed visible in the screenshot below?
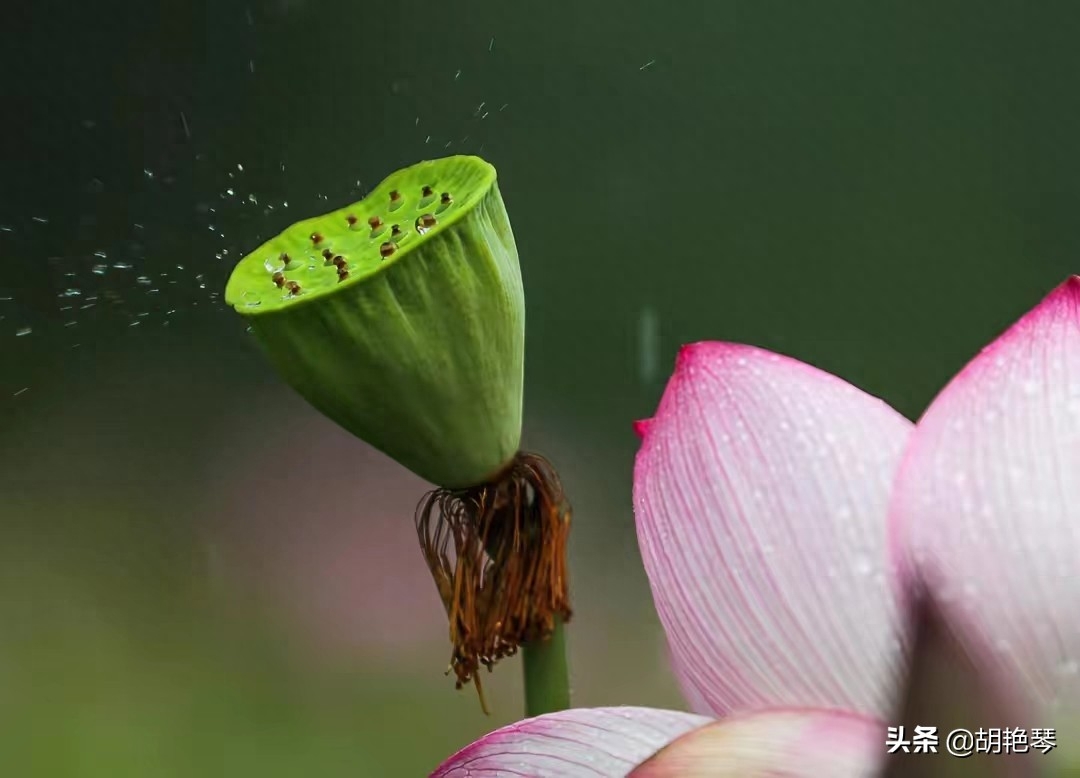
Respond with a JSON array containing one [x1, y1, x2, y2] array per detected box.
[[368, 215, 382, 229], [337, 270, 349, 282], [272, 272, 285, 288], [379, 242, 397, 258], [422, 185, 434, 197], [390, 189, 401, 202], [440, 192, 452, 205], [332, 255, 347, 268], [286, 281, 301, 294], [279, 252, 291, 265], [346, 214, 358, 226], [391, 224, 402, 237], [322, 248, 333, 260], [420, 213, 437, 228], [310, 232, 324, 245]]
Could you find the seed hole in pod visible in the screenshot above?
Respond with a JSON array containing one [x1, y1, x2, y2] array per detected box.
[[286, 281, 302, 295], [391, 224, 402, 238], [310, 232, 324, 246], [332, 255, 347, 269], [322, 248, 334, 262], [436, 191, 453, 213], [415, 213, 437, 234], [272, 272, 286, 288], [379, 241, 397, 259], [419, 185, 436, 209], [389, 189, 403, 211], [368, 214, 387, 238], [346, 214, 359, 229]]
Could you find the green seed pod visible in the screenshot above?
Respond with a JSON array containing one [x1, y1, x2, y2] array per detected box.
[[224, 156, 522, 489], [225, 155, 572, 713]]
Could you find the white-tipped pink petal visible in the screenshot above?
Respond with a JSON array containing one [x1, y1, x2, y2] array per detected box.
[[892, 276, 1080, 710], [430, 707, 710, 778], [634, 342, 913, 718], [629, 708, 881, 777]]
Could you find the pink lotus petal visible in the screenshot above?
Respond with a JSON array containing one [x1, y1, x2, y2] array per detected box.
[[431, 707, 711, 778], [634, 343, 913, 718], [629, 707, 881, 777], [892, 276, 1080, 710], [633, 419, 654, 440]]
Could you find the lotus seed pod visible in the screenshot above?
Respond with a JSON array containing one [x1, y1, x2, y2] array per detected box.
[[224, 156, 524, 488], [226, 156, 571, 712]]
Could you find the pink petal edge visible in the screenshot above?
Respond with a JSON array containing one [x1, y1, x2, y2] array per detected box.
[[634, 342, 913, 719], [891, 276, 1080, 711], [430, 707, 710, 778], [629, 707, 882, 777]]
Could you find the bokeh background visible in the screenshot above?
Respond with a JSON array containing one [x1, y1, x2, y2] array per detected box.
[[1, 1, 1078, 775]]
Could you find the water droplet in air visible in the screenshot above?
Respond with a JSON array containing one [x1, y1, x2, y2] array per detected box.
[[638, 305, 659, 384], [15, 326, 32, 337]]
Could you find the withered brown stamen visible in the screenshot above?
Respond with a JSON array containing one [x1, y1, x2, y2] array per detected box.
[[416, 451, 572, 715]]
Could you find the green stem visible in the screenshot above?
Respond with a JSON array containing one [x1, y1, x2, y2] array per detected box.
[[522, 617, 571, 717]]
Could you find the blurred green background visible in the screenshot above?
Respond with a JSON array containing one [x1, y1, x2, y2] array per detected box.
[[0, 1, 1077, 775]]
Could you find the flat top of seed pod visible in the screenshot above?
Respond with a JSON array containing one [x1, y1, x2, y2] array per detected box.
[[224, 155, 496, 315]]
